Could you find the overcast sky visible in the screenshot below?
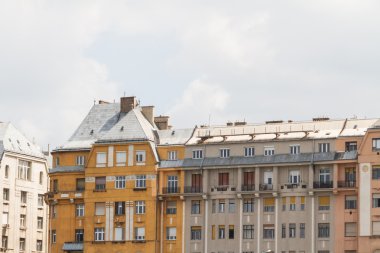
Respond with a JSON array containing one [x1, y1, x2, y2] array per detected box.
[[1, 0, 380, 150]]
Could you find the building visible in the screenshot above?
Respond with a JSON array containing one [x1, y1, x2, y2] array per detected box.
[[0, 122, 49, 252], [47, 96, 380, 253]]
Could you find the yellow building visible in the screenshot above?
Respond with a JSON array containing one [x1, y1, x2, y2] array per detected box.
[[47, 97, 189, 253]]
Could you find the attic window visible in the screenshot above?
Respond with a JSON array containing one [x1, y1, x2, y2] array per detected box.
[[120, 126, 124, 131], [90, 130, 94, 135]]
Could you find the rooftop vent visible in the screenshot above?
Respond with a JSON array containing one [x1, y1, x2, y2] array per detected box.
[[234, 121, 247, 126], [313, 117, 330, 122], [265, 120, 284, 124]]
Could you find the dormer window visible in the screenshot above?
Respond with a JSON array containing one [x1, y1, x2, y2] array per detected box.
[[290, 145, 300, 155], [373, 138, 380, 151], [264, 146, 275, 156], [168, 151, 177, 161], [220, 148, 230, 158], [244, 147, 255, 157], [319, 143, 330, 153], [192, 150, 203, 159]]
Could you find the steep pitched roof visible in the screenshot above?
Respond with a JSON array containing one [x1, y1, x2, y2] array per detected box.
[[0, 122, 45, 159]]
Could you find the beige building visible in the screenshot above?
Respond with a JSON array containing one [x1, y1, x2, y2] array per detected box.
[[0, 122, 48, 252]]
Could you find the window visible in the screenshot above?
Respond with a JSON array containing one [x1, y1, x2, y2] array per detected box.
[[373, 221, 380, 235], [115, 202, 125, 215], [168, 151, 177, 160], [116, 151, 126, 166], [96, 152, 107, 167], [345, 195, 357, 209], [218, 173, 229, 186], [220, 148, 230, 158], [3, 188, 9, 201], [20, 238, 26, 251], [52, 205, 57, 218], [39, 171, 43, 184], [51, 230, 56, 243], [263, 198, 275, 212], [191, 173, 202, 192], [135, 175, 146, 189], [282, 197, 286, 211], [243, 225, 254, 239], [212, 200, 216, 213], [244, 147, 255, 157], [229, 225, 234, 239], [319, 169, 331, 184], [191, 200, 201, 214], [281, 224, 286, 238], [191, 226, 202, 240], [115, 176, 126, 189], [264, 146, 275, 156], [95, 177, 106, 191], [20, 214, 26, 227], [192, 150, 203, 159], [300, 196, 305, 211], [289, 197, 296, 211], [135, 227, 145, 240], [2, 212, 9, 225], [167, 175, 178, 193], [37, 217, 43, 229], [211, 225, 216, 240], [263, 225, 275, 239], [300, 223, 305, 238], [21, 191, 27, 204], [166, 201, 177, 215], [76, 178, 85, 191], [76, 204, 84, 217], [53, 179, 58, 193], [218, 225, 225, 239], [94, 227, 105, 241], [18, 160, 31, 180], [135, 201, 145, 214], [75, 229, 84, 242], [229, 199, 236, 213], [289, 223, 296, 238], [289, 170, 301, 184], [167, 227, 176, 240], [345, 222, 357, 237], [95, 202, 105, 216], [114, 227, 124, 241], [319, 196, 330, 210], [373, 138, 380, 150], [136, 151, 146, 163], [373, 194, 380, 208], [4, 165, 9, 178], [218, 200, 225, 213], [319, 143, 330, 153], [55, 157, 60, 167], [345, 142, 357, 152], [38, 194, 44, 207], [290, 145, 300, 155], [2, 236, 7, 248], [76, 156, 85, 166], [263, 171, 273, 185], [318, 223, 330, 238], [243, 198, 254, 213], [373, 167, 380, 180], [243, 171, 255, 190]]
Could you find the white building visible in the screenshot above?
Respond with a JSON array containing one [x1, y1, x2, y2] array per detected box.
[[0, 122, 48, 252]]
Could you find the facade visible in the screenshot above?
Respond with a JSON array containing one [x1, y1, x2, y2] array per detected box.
[[0, 122, 48, 253], [48, 96, 380, 253]]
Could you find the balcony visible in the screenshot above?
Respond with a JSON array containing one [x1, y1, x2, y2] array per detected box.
[[281, 183, 307, 190], [338, 181, 356, 188], [162, 187, 180, 194], [259, 184, 273, 191], [241, 184, 255, 191], [211, 185, 236, 192], [184, 186, 202, 193], [313, 181, 333, 189]]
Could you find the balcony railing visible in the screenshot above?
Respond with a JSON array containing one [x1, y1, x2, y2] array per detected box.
[[281, 183, 308, 189], [338, 181, 356, 188], [313, 181, 333, 189], [184, 186, 202, 193], [211, 185, 237, 192], [162, 187, 180, 194], [259, 184, 273, 191], [241, 184, 255, 191]]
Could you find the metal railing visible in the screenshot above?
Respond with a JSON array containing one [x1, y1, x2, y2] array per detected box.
[[184, 186, 202, 193], [313, 181, 333, 188], [259, 184, 273, 191], [241, 184, 255, 191], [162, 187, 180, 194], [338, 181, 356, 188]]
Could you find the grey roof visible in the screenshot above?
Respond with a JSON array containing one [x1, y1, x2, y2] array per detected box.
[[97, 108, 156, 143], [157, 128, 194, 145], [0, 122, 45, 159], [49, 166, 84, 174], [62, 242, 84, 251], [159, 151, 357, 168]]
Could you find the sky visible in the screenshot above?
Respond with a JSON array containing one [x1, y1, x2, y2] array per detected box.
[[0, 0, 380, 151]]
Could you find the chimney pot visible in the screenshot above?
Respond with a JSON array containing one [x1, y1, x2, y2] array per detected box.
[[120, 96, 137, 113]]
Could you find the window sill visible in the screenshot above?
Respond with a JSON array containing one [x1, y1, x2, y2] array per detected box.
[[92, 241, 106, 244], [132, 240, 146, 243], [93, 189, 107, 192], [133, 188, 147, 191]]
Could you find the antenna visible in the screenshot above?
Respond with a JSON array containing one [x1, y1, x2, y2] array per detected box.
[[123, 91, 126, 97]]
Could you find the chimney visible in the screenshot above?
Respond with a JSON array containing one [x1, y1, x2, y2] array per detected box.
[[120, 96, 137, 113], [154, 116, 170, 130], [141, 106, 155, 125]]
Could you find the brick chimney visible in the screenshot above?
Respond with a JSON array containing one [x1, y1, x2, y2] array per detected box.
[[120, 96, 137, 113], [141, 106, 154, 125], [154, 116, 170, 130]]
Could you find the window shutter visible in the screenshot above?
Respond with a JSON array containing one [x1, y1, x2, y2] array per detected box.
[[319, 196, 330, 206], [290, 197, 296, 204], [301, 196, 305, 204], [264, 198, 275, 206], [373, 222, 380, 235]]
